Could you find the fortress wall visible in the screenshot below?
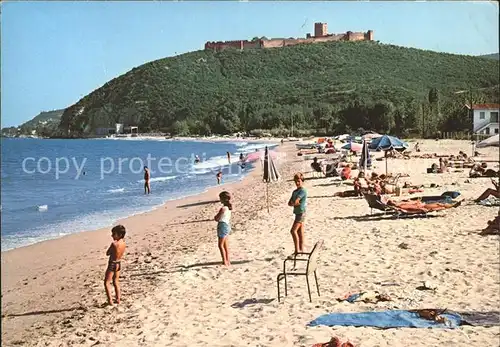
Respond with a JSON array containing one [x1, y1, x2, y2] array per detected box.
[[261, 39, 285, 48], [204, 28, 374, 51], [347, 32, 366, 41], [242, 40, 261, 49], [205, 39, 262, 51]]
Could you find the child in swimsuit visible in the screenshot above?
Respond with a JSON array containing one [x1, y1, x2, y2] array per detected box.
[[214, 191, 232, 266], [288, 172, 307, 254], [104, 225, 126, 306], [216, 171, 222, 185]]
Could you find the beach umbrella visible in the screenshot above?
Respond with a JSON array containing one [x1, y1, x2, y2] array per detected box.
[[359, 140, 371, 172], [263, 146, 280, 213], [476, 134, 500, 148], [362, 132, 382, 141], [246, 149, 277, 163], [369, 135, 408, 174], [341, 142, 363, 152], [369, 135, 408, 151]]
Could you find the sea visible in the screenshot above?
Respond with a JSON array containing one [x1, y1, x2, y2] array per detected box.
[[0, 138, 277, 251]]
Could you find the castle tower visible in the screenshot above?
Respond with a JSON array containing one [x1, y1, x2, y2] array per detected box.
[[365, 30, 374, 41], [314, 22, 328, 37]]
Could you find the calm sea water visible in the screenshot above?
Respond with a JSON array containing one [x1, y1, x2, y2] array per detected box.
[[1, 138, 276, 251]]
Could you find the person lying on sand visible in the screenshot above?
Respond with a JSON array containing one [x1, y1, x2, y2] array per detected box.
[[311, 157, 323, 174], [475, 179, 500, 202], [334, 173, 378, 197], [104, 225, 127, 306], [469, 163, 499, 178], [380, 195, 460, 213]]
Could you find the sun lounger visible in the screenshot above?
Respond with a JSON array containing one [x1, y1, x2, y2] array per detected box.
[[364, 193, 395, 215], [363, 193, 430, 218], [409, 191, 462, 204]]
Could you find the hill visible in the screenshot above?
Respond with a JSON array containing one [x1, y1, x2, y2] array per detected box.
[[1, 109, 65, 137], [21, 109, 64, 129], [58, 41, 499, 138], [479, 53, 499, 60]]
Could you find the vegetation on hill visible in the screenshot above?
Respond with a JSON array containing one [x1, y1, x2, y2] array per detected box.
[[479, 53, 499, 60], [53, 41, 499, 137], [1, 109, 64, 137]]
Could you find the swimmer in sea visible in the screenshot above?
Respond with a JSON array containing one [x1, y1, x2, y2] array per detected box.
[[194, 155, 201, 164], [216, 170, 222, 185], [144, 166, 151, 194], [226, 151, 231, 164]]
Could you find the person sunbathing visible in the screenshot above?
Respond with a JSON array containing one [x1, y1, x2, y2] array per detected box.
[[311, 157, 323, 173], [470, 163, 499, 178], [340, 164, 352, 180], [380, 195, 459, 213], [475, 179, 500, 202], [353, 172, 370, 196], [438, 158, 448, 173], [480, 212, 500, 235]]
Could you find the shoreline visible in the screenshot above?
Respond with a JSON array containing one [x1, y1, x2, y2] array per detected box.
[[1, 138, 280, 252], [1, 142, 292, 345], [1, 172, 247, 253], [2, 139, 499, 346]]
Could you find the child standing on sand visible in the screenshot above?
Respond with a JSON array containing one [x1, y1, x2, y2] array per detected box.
[[214, 191, 232, 266], [104, 225, 126, 306], [288, 173, 307, 255]]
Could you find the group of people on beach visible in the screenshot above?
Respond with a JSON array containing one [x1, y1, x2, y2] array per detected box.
[[103, 168, 308, 306], [104, 149, 262, 305]]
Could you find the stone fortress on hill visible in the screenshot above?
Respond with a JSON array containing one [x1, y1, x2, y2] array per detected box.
[[205, 22, 374, 51]]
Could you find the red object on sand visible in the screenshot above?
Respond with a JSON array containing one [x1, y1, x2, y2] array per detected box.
[[311, 337, 355, 347]]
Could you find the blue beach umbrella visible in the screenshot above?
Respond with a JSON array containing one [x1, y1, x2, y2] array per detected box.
[[369, 135, 408, 151], [368, 135, 408, 174]]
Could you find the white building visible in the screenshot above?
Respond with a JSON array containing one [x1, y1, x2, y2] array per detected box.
[[466, 103, 499, 135]]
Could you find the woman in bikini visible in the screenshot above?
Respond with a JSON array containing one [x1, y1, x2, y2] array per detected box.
[[381, 196, 459, 213], [104, 225, 127, 306]]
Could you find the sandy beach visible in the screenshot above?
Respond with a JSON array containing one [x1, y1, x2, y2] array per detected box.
[[2, 139, 499, 347]]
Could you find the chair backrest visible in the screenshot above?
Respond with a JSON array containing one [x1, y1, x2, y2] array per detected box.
[[306, 240, 324, 274], [364, 193, 388, 211], [387, 173, 401, 185]]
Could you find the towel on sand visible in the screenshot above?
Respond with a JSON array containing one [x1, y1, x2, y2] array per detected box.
[[308, 310, 461, 329]]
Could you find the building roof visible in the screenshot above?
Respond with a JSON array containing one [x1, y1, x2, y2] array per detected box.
[[465, 103, 500, 110]]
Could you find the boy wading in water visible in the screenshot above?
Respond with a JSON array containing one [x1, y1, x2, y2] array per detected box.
[[104, 225, 126, 306], [214, 191, 232, 266], [288, 173, 307, 255]]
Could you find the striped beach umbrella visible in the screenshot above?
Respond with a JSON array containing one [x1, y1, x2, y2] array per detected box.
[[263, 146, 280, 212]]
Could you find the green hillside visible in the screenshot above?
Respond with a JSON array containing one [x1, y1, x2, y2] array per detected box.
[[479, 53, 499, 60], [21, 109, 64, 128], [58, 41, 499, 138], [1, 109, 64, 137]]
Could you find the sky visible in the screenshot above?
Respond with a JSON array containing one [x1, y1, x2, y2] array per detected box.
[[1, 1, 499, 127]]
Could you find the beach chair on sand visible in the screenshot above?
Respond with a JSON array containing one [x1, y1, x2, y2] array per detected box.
[[385, 173, 401, 186], [363, 193, 429, 219], [277, 240, 323, 303], [364, 193, 395, 215]]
